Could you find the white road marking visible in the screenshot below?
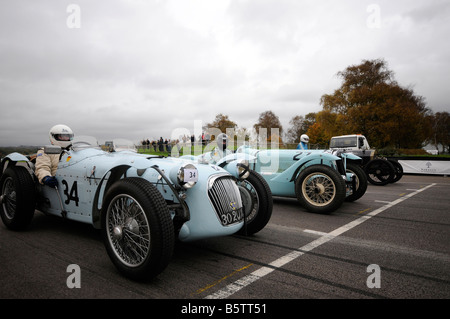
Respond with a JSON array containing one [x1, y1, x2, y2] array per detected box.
[[303, 229, 328, 236], [205, 183, 436, 299], [374, 200, 391, 204]]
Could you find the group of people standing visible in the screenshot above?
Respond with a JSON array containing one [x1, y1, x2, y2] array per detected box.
[[141, 138, 175, 153], [140, 133, 310, 153], [140, 132, 216, 153]]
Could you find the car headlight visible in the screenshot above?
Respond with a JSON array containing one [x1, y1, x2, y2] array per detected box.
[[176, 163, 198, 189], [237, 159, 250, 179]]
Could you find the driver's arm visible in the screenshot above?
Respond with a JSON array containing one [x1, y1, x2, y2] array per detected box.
[[35, 150, 60, 184]]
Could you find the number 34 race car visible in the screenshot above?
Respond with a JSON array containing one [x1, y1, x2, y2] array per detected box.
[[0, 137, 272, 281]]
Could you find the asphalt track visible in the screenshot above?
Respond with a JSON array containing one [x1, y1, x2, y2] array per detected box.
[[1, 174, 449, 303]]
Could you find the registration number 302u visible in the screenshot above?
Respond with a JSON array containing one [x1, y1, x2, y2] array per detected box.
[[220, 209, 244, 226]]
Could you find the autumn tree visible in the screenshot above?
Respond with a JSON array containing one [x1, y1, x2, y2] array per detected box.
[[286, 115, 306, 144], [306, 122, 329, 148], [286, 112, 316, 144], [320, 59, 432, 149], [205, 113, 238, 140], [253, 110, 283, 144], [429, 111, 450, 153], [304, 112, 317, 132]]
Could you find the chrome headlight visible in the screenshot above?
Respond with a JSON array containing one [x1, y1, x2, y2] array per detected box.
[[176, 163, 198, 189], [237, 159, 250, 179]]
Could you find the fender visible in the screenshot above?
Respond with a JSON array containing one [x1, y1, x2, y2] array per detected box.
[[216, 153, 256, 179], [216, 152, 256, 167], [334, 152, 362, 171], [91, 164, 130, 229], [90, 156, 192, 229], [90, 155, 157, 229], [280, 152, 341, 183], [2, 152, 30, 163], [340, 152, 362, 161], [1, 152, 34, 177]]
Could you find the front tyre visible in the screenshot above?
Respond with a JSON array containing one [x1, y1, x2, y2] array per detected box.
[[0, 166, 36, 230], [365, 159, 395, 186], [101, 178, 174, 281], [345, 163, 368, 202], [237, 170, 273, 235], [295, 165, 346, 214]]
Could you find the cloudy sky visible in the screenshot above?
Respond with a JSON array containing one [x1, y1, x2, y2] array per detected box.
[[1, 0, 449, 146]]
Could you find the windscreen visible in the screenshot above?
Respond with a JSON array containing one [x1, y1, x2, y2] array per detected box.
[[330, 137, 357, 148], [71, 136, 101, 151]]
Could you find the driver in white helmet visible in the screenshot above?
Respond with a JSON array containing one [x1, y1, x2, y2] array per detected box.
[[200, 133, 232, 164], [35, 124, 74, 188], [296, 134, 309, 150]]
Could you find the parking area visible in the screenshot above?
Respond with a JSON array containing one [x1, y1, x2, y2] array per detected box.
[[0, 174, 449, 301]]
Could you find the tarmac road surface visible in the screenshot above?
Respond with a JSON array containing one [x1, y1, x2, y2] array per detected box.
[[1, 174, 449, 302]]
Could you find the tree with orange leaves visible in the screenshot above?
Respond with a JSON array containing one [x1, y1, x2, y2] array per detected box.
[[320, 59, 432, 149]]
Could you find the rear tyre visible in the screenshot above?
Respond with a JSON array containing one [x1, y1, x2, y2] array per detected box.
[[295, 165, 346, 214], [101, 178, 174, 281], [388, 159, 403, 183], [0, 166, 36, 230]]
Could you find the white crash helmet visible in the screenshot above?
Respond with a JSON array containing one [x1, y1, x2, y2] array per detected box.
[[216, 133, 228, 151], [49, 124, 74, 148], [300, 134, 309, 143]]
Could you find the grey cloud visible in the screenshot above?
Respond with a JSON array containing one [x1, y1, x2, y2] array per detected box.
[[1, 0, 449, 146]]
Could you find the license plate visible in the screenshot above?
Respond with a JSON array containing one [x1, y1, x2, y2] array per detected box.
[[219, 208, 244, 226]]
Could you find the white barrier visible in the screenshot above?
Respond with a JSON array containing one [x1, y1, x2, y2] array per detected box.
[[398, 160, 450, 175]]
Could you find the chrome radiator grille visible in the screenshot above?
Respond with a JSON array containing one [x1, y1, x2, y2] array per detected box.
[[208, 176, 244, 226]]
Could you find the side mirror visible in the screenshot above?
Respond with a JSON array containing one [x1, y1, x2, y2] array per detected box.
[[44, 145, 62, 154]]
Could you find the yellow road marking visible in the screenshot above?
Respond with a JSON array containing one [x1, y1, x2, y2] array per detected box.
[[192, 263, 253, 295], [356, 208, 371, 215]]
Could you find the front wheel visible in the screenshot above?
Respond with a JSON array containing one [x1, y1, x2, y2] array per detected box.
[[236, 170, 273, 235], [365, 159, 395, 186], [0, 166, 36, 230], [345, 163, 368, 202], [295, 165, 346, 214], [101, 178, 174, 281]]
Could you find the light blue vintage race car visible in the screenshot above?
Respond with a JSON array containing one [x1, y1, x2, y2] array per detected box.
[[236, 146, 368, 214], [0, 137, 271, 280]]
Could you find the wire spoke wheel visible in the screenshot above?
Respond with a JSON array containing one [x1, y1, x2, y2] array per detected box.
[[0, 166, 35, 230], [295, 165, 346, 214], [1, 177, 17, 220], [302, 173, 336, 206], [101, 177, 174, 281], [106, 194, 151, 268]]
